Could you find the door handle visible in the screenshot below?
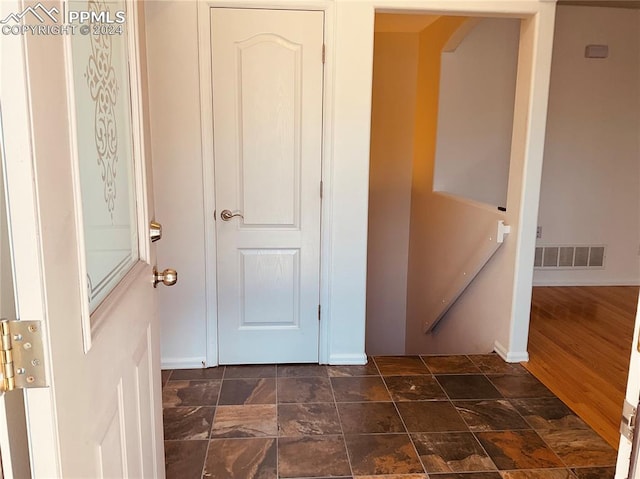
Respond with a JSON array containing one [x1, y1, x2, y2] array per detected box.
[[153, 267, 178, 288], [220, 210, 244, 221]]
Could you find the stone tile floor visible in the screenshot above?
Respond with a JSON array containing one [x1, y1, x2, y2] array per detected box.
[[162, 354, 617, 479]]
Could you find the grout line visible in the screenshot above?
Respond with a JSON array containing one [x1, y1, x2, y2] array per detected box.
[[379, 364, 428, 476], [162, 357, 610, 478], [418, 354, 433, 375], [475, 359, 570, 473], [199, 365, 224, 478], [328, 367, 355, 478]]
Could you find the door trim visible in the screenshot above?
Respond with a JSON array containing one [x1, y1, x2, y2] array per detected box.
[[197, 0, 336, 366], [1, 0, 61, 473]]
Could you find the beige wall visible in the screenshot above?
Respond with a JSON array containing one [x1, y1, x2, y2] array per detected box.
[[366, 32, 418, 355], [535, 5, 640, 286], [366, 16, 510, 355], [405, 11, 556, 358], [405, 16, 491, 354], [434, 18, 520, 208]]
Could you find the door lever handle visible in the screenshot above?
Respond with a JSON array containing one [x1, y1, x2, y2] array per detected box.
[[220, 209, 244, 221]]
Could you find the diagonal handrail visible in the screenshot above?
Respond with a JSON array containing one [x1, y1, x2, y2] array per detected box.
[[423, 219, 510, 333]]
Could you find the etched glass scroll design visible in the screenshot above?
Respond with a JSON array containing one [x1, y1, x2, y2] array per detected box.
[[85, 1, 119, 218], [70, 0, 139, 314]]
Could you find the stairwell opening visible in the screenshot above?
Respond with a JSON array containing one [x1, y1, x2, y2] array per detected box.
[[365, 12, 521, 356]]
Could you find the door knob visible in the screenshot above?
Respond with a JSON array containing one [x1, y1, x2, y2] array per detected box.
[[153, 267, 178, 288], [220, 210, 244, 221]]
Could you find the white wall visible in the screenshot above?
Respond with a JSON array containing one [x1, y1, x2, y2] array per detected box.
[[145, 0, 556, 366], [433, 18, 520, 208], [534, 6, 640, 286], [366, 32, 418, 355], [145, 2, 208, 368]]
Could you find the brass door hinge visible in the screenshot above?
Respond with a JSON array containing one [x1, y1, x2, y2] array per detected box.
[[0, 320, 47, 393], [621, 399, 637, 441]]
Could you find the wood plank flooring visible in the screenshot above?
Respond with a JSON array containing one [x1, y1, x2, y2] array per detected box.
[[525, 286, 639, 449]]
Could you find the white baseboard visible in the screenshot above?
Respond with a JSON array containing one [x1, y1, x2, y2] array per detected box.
[[494, 341, 529, 363], [532, 278, 640, 287], [328, 353, 368, 365], [161, 357, 207, 370], [163, 354, 369, 368]]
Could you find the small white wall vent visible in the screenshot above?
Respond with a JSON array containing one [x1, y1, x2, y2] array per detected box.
[[585, 44, 608, 59], [534, 245, 606, 269]]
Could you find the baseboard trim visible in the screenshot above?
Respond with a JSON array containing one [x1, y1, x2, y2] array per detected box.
[[494, 341, 529, 363], [532, 279, 640, 287], [161, 357, 207, 370], [328, 353, 368, 365], [163, 354, 370, 368]]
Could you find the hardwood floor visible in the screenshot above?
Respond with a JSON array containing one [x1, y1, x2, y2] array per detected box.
[[525, 286, 639, 449]]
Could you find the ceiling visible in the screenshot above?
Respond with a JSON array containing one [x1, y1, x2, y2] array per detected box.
[[374, 1, 640, 34], [374, 13, 439, 33]]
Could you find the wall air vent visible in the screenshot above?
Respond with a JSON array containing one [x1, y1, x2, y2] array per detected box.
[[533, 245, 606, 269], [585, 44, 608, 59]]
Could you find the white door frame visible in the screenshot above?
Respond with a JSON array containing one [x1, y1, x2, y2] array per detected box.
[[0, 2, 60, 474], [197, 0, 336, 366]]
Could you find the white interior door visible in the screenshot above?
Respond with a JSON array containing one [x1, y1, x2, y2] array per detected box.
[[0, 1, 164, 477], [211, 8, 324, 365], [616, 291, 640, 478]]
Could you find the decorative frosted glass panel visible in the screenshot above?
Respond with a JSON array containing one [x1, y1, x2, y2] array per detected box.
[[70, 0, 138, 312]]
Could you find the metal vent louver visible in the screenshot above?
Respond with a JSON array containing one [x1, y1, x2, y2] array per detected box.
[[534, 245, 606, 269]]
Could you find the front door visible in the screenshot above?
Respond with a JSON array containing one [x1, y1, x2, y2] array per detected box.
[[0, 1, 165, 476], [616, 291, 640, 477], [211, 8, 324, 364]]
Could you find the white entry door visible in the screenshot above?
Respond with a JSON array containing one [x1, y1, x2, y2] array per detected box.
[[0, 1, 165, 477], [211, 8, 324, 365], [616, 291, 640, 478]]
